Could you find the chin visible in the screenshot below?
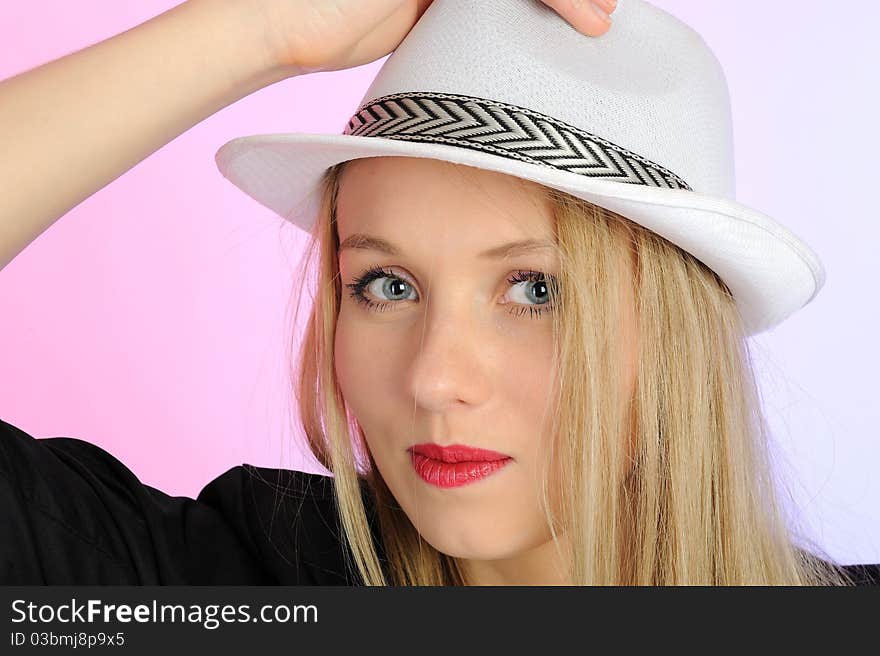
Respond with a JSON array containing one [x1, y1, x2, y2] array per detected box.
[[406, 522, 520, 561]]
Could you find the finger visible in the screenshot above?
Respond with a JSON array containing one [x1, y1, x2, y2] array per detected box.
[[541, 0, 616, 37]]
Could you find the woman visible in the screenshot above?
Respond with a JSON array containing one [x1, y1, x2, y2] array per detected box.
[[0, 0, 875, 585]]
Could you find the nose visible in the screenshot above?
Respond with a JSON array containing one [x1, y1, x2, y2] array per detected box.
[[404, 300, 492, 413]]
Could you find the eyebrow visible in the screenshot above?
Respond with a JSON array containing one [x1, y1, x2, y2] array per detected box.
[[338, 233, 558, 259]]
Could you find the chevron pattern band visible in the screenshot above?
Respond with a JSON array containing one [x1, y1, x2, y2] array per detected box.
[[342, 92, 692, 191]]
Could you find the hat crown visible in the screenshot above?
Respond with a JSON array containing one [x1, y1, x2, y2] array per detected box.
[[353, 0, 735, 198]]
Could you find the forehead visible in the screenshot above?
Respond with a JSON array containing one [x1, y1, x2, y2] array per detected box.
[[335, 156, 555, 241]]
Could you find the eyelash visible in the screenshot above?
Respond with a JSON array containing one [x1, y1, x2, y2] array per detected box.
[[344, 265, 558, 319]]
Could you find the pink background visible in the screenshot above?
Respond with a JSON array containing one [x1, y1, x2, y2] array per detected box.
[[1, 1, 877, 565]]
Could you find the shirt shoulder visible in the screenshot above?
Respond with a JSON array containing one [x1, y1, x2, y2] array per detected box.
[[0, 417, 366, 585], [196, 463, 372, 584], [839, 563, 880, 586]]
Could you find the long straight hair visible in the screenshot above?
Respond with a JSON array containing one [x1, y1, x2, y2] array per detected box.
[[283, 158, 854, 585]]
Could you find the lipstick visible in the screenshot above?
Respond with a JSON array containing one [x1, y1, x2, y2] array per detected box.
[[408, 443, 512, 488]]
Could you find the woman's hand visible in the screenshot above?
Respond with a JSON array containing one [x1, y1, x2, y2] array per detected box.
[[253, 0, 617, 76]]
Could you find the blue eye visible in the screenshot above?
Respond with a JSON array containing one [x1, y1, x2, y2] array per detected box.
[[504, 269, 557, 318], [344, 266, 558, 319]]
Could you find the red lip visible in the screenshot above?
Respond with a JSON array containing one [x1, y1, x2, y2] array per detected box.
[[408, 443, 511, 463], [408, 443, 513, 489]]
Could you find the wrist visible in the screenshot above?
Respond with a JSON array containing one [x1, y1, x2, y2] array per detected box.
[[181, 0, 300, 85]]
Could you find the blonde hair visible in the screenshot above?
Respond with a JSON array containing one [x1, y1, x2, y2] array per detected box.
[[284, 158, 854, 585]]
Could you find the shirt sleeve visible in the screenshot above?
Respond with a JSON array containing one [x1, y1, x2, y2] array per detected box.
[[0, 417, 275, 584]]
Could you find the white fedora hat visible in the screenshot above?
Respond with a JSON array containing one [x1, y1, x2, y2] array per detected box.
[[214, 0, 825, 337]]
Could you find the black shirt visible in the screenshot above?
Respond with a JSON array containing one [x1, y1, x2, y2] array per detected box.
[[0, 417, 372, 584], [1, 417, 878, 586]]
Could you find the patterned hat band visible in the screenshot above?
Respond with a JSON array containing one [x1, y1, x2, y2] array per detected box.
[[342, 92, 693, 191]]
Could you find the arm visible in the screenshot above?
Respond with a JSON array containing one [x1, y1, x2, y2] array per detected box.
[[0, 0, 294, 271]]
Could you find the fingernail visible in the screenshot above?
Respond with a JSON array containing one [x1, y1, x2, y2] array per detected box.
[[589, 2, 611, 24]]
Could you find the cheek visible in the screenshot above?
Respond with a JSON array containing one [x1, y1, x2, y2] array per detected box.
[[335, 310, 378, 411], [334, 308, 405, 435], [497, 326, 557, 432], [506, 328, 560, 516]]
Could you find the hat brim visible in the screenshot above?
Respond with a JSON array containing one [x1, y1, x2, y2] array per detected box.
[[215, 132, 825, 337]]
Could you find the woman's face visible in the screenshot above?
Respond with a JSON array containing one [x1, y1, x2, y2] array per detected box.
[[333, 156, 636, 585]]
